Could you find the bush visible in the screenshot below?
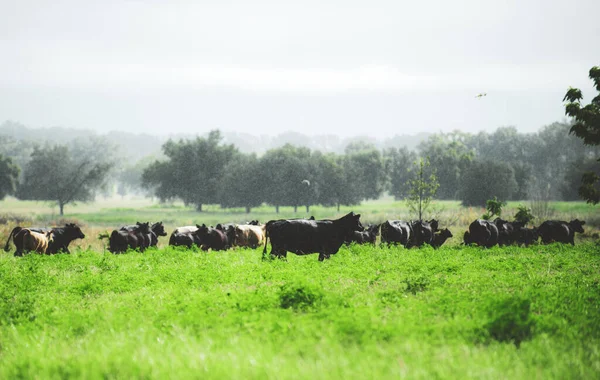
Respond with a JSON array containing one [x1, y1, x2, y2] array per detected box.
[[484, 296, 535, 347], [279, 280, 324, 311], [459, 160, 518, 207]]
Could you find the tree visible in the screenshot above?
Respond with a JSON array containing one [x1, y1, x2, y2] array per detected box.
[[563, 66, 600, 204], [405, 157, 439, 220], [218, 154, 264, 213], [0, 154, 20, 200], [384, 147, 417, 200], [458, 160, 518, 207], [313, 152, 359, 211], [482, 197, 506, 220], [18, 145, 113, 215], [142, 130, 238, 211], [343, 144, 386, 202]]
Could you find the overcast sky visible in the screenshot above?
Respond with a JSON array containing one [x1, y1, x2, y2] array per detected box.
[[0, 0, 598, 137]]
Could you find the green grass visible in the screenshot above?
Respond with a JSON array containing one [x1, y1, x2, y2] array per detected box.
[[1, 243, 599, 378]]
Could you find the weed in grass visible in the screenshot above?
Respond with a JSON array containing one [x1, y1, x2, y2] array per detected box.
[[483, 296, 535, 348], [279, 280, 325, 311]]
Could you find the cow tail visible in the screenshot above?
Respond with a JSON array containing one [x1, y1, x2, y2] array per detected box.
[[4, 227, 21, 252]]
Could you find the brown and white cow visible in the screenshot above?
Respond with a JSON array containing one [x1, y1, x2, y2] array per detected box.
[[13, 228, 54, 256], [234, 224, 265, 248]]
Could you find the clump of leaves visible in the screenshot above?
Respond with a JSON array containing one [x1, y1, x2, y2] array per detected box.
[[483, 296, 535, 348], [404, 275, 430, 295], [483, 197, 506, 220], [279, 281, 324, 311], [514, 204, 534, 224]]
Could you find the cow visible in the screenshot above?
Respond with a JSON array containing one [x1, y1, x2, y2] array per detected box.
[[194, 224, 229, 251], [148, 222, 168, 247], [5, 223, 85, 255], [538, 219, 585, 245], [515, 227, 539, 247], [234, 224, 265, 248], [12, 228, 54, 256], [432, 228, 453, 248], [465, 219, 499, 247], [494, 218, 526, 246], [345, 223, 380, 245], [216, 223, 237, 247], [409, 220, 435, 247], [381, 220, 412, 247], [263, 212, 363, 261], [109, 222, 150, 253], [169, 226, 202, 248], [427, 219, 439, 233]]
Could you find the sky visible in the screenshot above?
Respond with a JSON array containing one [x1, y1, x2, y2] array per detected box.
[[0, 0, 598, 137]]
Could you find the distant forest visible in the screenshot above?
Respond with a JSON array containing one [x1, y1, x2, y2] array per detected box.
[[1, 119, 598, 213]]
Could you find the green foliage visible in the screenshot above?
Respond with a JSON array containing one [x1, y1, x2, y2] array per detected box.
[[405, 157, 439, 220], [482, 197, 506, 220], [384, 147, 418, 200], [483, 296, 535, 348], [0, 153, 20, 200], [17, 144, 113, 215], [279, 280, 324, 311], [218, 154, 263, 213], [563, 66, 600, 204], [459, 160, 518, 207], [514, 204, 534, 224]]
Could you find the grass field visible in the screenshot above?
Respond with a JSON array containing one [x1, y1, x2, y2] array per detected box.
[[1, 197, 599, 378]]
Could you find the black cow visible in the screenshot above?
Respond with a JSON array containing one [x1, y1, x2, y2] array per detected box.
[[194, 224, 229, 251], [465, 219, 499, 247], [409, 220, 435, 247], [345, 223, 380, 245], [149, 222, 168, 247], [432, 228, 453, 248], [169, 226, 202, 248], [381, 220, 412, 247], [494, 218, 526, 246], [515, 227, 539, 247], [538, 219, 585, 245], [4, 224, 85, 254], [216, 223, 236, 247], [263, 212, 363, 261], [109, 222, 150, 253]]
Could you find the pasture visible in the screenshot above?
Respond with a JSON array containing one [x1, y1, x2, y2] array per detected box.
[[0, 197, 599, 378]]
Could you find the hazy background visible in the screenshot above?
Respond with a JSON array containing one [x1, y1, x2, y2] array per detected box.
[[1, 0, 599, 136]]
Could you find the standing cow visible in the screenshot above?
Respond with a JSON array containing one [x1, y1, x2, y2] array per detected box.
[[381, 220, 412, 247], [109, 222, 150, 253], [465, 219, 499, 248], [5, 223, 85, 255], [538, 219, 585, 245], [235, 224, 265, 248], [263, 212, 363, 261], [12, 229, 53, 256]]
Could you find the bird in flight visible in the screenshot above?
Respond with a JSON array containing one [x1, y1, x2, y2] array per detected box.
[[475, 93, 487, 99]]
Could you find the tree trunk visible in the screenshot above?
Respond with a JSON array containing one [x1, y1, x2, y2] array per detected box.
[[59, 202, 64, 216], [294, 205, 298, 213], [245, 206, 251, 213], [276, 205, 279, 213], [306, 205, 310, 213], [197, 203, 203, 212], [337, 202, 340, 212]]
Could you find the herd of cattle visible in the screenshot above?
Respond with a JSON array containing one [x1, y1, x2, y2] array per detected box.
[[2, 213, 587, 260]]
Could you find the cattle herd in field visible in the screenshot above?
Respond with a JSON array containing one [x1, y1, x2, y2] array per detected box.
[[2, 213, 587, 260]]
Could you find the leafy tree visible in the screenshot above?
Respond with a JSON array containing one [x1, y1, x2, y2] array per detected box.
[[459, 160, 518, 207], [384, 147, 417, 200], [313, 152, 360, 211], [563, 66, 600, 204], [514, 204, 534, 224], [142, 130, 238, 211], [482, 197, 506, 220], [0, 154, 20, 200], [405, 157, 439, 220], [18, 144, 113, 215], [343, 144, 386, 201], [218, 153, 264, 213]]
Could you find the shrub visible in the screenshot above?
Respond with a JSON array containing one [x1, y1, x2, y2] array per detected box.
[[404, 275, 430, 295], [279, 281, 324, 311], [484, 296, 535, 347], [514, 204, 534, 224]]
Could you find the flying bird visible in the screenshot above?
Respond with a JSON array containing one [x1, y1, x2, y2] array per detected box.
[[475, 93, 487, 99], [301, 179, 310, 186]]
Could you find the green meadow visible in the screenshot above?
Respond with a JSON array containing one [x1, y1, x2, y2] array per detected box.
[[0, 197, 599, 378]]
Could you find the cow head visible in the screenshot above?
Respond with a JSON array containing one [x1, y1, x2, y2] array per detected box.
[[343, 212, 364, 232], [426, 219, 439, 232], [439, 228, 453, 239], [367, 224, 381, 236], [135, 222, 151, 234], [151, 222, 168, 236], [65, 223, 85, 239], [569, 219, 585, 233], [248, 220, 260, 225], [195, 224, 209, 238]]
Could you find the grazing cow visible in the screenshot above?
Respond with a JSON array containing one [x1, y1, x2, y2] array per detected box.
[[538, 219, 585, 245], [466, 219, 499, 247], [234, 224, 265, 248], [194, 224, 229, 251], [169, 226, 201, 248], [432, 228, 453, 248], [494, 218, 526, 246], [516, 227, 539, 247], [345, 223, 380, 245], [12, 229, 53, 256], [381, 220, 412, 247], [409, 220, 435, 247], [109, 222, 150, 253], [5, 223, 85, 255], [263, 212, 363, 261], [216, 223, 237, 247]]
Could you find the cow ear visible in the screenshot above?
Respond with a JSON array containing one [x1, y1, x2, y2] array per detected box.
[[202, 224, 206, 228], [355, 214, 361, 219], [196, 224, 201, 228]]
